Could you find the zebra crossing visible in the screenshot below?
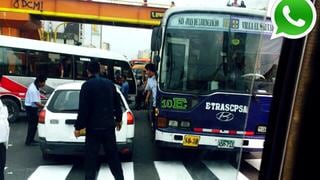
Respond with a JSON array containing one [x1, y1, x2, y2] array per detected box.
[[28, 165, 73, 180], [26, 159, 260, 180], [244, 159, 261, 171]]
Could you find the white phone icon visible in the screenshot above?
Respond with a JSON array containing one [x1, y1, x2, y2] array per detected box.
[[283, 5, 306, 27]]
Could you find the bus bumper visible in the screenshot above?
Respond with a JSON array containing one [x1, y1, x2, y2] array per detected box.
[[155, 129, 264, 151]]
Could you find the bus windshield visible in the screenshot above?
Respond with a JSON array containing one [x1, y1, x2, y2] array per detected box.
[[159, 13, 282, 95]]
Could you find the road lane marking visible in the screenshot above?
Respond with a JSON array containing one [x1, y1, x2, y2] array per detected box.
[[203, 160, 248, 180], [183, 160, 219, 180], [26, 160, 255, 180], [28, 165, 72, 180], [97, 162, 134, 180], [154, 161, 193, 180], [244, 159, 261, 171]]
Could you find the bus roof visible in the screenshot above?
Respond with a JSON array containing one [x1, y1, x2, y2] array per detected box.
[[130, 58, 150, 65], [0, 35, 128, 61], [162, 6, 268, 25]]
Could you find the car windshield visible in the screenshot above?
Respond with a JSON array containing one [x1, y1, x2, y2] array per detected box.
[[47, 89, 126, 113], [47, 90, 80, 112]]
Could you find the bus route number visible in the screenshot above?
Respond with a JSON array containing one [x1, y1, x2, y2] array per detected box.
[[161, 97, 188, 110]]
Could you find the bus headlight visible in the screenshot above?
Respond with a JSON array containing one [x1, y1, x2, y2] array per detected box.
[[180, 121, 190, 128], [168, 120, 178, 127]]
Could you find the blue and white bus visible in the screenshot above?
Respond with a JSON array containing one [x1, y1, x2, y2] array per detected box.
[[150, 7, 283, 152]]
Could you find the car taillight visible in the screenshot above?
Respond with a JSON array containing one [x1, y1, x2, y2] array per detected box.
[[39, 110, 46, 124], [127, 111, 134, 125]]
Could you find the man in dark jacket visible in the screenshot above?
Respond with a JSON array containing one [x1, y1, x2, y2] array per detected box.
[[74, 61, 124, 180]]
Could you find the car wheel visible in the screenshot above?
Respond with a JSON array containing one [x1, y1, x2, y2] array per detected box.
[[2, 98, 20, 123]]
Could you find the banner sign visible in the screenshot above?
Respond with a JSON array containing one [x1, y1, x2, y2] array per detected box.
[[168, 13, 273, 34]]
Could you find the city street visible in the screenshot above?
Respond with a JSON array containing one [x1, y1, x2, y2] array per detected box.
[[4, 110, 261, 180]]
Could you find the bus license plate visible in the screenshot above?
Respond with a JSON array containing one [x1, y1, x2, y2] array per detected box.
[[218, 139, 235, 149], [183, 135, 200, 147]]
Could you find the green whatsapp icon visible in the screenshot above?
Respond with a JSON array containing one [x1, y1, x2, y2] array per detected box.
[[271, 0, 317, 39]]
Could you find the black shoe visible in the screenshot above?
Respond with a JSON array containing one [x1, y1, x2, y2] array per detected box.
[[31, 140, 39, 143], [25, 140, 39, 146], [26, 142, 39, 146]]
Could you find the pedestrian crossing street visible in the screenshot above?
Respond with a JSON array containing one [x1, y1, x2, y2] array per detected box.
[[27, 159, 261, 180]]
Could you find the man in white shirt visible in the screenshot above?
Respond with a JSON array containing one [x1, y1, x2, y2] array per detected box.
[[144, 63, 157, 132], [24, 74, 47, 146], [0, 100, 9, 180]]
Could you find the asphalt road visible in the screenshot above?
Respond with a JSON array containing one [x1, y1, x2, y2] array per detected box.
[[4, 110, 261, 180]]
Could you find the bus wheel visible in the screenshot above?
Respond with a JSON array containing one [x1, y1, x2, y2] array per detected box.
[[2, 98, 20, 123]]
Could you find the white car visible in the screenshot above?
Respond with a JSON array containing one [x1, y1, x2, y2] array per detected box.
[[38, 82, 135, 160]]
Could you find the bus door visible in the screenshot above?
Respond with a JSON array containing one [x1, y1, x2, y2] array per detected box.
[[162, 37, 190, 91]]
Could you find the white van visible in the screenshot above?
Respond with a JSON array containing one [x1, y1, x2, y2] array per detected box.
[[37, 82, 134, 160]]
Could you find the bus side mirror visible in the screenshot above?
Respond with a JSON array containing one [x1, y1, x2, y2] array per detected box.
[[154, 55, 160, 71], [151, 27, 162, 51]]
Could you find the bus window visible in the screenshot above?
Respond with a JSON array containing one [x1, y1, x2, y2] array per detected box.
[[74, 56, 136, 98], [28, 51, 72, 79], [74, 56, 90, 80], [163, 38, 189, 90], [113, 63, 136, 97], [0, 47, 26, 76], [59, 56, 73, 78], [242, 34, 282, 93], [161, 25, 282, 95], [100, 64, 108, 78]]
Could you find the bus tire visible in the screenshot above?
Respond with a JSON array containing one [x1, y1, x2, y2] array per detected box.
[[2, 98, 20, 123]]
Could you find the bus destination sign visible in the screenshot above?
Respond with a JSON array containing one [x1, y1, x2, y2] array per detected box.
[[168, 13, 273, 34]]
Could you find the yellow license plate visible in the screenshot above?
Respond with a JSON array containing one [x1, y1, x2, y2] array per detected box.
[[183, 135, 200, 147]]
